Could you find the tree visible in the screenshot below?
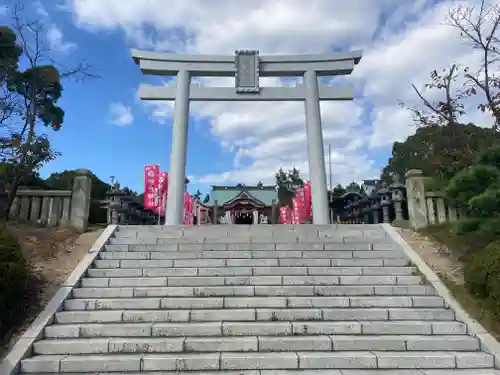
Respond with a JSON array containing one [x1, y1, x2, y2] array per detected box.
[[203, 194, 210, 203], [2, 4, 97, 218], [0, 26, 22, 131], [256, 181, 263, 188], [345, 181, 365, 195], [380, 123, 500, 186], [447, 0, 500, 129], [275, 167, 304, 206]]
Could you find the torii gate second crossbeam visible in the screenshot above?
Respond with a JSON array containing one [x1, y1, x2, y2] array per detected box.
[[132, 49, 363, 225]]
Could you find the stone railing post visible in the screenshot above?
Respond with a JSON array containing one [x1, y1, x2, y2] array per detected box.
[[405, 169, 430, 229], [70, 169, 92, 232], [212, 200, 218, 224], [271, 199, 277, 224]]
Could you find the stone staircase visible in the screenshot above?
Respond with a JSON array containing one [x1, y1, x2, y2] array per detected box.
[[15, 224, 500, 374]]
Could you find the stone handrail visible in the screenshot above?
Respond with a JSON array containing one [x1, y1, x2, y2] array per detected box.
[[5, 169, 93, 231], [423, 190, 459, 226]]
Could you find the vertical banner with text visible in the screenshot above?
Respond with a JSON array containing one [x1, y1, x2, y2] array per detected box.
[[144, 164, 160, 210], [157, 171, 169, 215]]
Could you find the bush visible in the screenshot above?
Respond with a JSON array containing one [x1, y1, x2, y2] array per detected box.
[[468, 188, 500, 217], [464, 242, 500, 317], [0, 226, 29, 338], [455, 217, 484, 234], [446, 165, 500, 209], [477, 143, 500, 169]]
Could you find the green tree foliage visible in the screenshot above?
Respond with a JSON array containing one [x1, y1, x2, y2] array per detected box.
[[203, 194, 210, 203], [447, 144, 500, 238], [275, 167, 304, 206], [446, 165, 500, 210], [381, 123, 500, 186]]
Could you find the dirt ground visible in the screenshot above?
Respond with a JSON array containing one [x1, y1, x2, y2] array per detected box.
[[1, 225, 103, 358], [395, 227, 464, 285]]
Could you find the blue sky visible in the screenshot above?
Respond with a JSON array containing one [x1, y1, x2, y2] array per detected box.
[[0, 0, 492, 196]]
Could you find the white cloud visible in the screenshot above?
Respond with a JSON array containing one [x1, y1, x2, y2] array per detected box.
[[46, 24, 77, 53], [109, 102, 134, 126], [67, 0, 499, 185]]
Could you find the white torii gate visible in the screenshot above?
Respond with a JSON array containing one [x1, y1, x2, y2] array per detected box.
[[132, 49, 363, 225]]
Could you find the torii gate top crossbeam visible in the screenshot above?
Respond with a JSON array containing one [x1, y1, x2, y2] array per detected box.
[[131, 49, 363, 77]]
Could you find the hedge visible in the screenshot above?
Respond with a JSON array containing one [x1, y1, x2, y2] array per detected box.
[[0, 226, 29, 338]]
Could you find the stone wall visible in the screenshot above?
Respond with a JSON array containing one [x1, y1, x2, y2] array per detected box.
[[3, 169, 93, 232]]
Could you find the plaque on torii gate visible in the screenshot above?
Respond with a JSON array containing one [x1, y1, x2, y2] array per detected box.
[[132, 48, 363, 225], [234, 50, 260, 93]]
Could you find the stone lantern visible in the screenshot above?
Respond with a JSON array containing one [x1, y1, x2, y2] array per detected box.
[[359, 195, 371, 224], [350, 197, 360, 224], [105, 183, 127, 224], [377, 184, 392, 223], [369, 188, 381, 224], [390, 173, 406, 224]]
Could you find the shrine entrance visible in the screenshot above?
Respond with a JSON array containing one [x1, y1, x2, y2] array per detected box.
[[234, 211, 254, 225], [132, 48, 363, 225]]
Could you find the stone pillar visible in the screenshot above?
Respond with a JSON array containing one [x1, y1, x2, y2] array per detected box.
[[70, 169, 92, 232], [166, 70, 191, 225], [405, 169, 430, 229], [303, 70, 329, 225]]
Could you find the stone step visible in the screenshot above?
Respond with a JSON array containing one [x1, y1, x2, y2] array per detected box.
[[54, 308, 456, 324], [98, 250, 404, 260], [104, 243, 399, 251], [71, 283, 426, 299], [20, 351, 494, 372], [44, 321, 466, 338], [65, 292, 439, 312], [32, 335, 481, 355], [108, 236, 392, 245], [77, 274, 422, 290], [17, 370, 500, 375], [87, 263, 415, 278], [80, 271, 419, 287], [92, 257, 409, 269]]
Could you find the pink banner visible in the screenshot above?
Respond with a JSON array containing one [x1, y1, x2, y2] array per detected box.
[[296, 187, 306, 224], [144, 165, 160, 209], [291, 197, 300, 224], [182, 192, 195, 225], [303, 181, 312, 220], [157, 171, 168, 216], [280, 206, 292, 224]]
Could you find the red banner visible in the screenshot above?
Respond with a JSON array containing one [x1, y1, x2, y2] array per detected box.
[[144, 164, 160, 209]]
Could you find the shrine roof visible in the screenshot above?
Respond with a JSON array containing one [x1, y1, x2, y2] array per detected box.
[[207, 185, 277, 206]]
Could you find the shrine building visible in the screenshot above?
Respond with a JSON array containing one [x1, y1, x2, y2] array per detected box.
[[206, 185, 278, 224]]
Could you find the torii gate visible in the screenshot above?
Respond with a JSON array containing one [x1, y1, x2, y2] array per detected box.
[[132, 49, 363, 225]]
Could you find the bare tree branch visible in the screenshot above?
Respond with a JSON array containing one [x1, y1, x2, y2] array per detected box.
[[446, 0, 500, 129]]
